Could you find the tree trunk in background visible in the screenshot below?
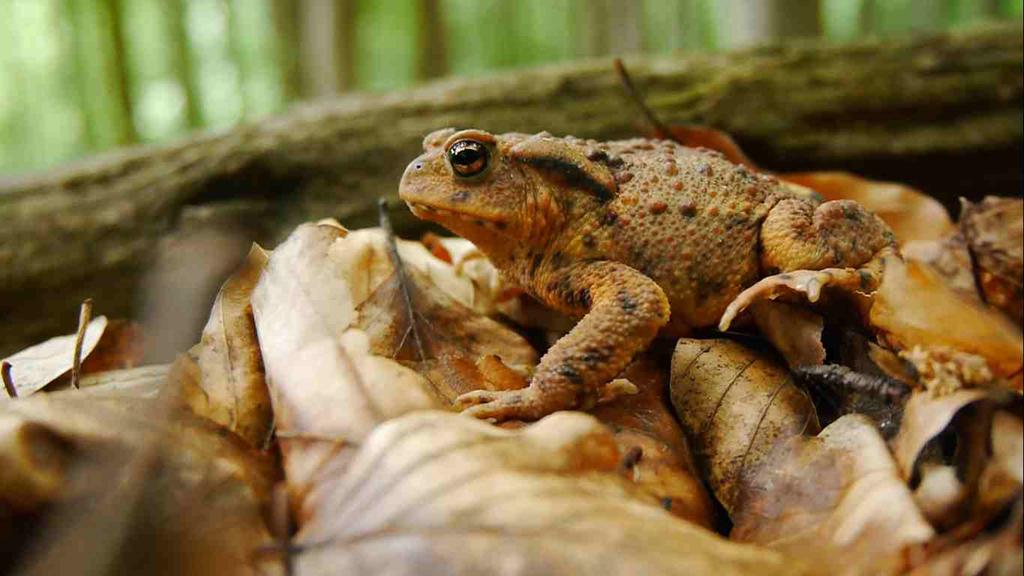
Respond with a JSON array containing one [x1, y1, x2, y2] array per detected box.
[[859, 0, 877, 35], [416, 0, 447, 80], [576, 0, 644, 57], [165, 0, 202, 129], [907, 0, 947, 32], [225, 0, 249, 118], [97, 0, 137, 145], [722, 0, 822, 48], [298, 0, 356, 96], [0, 26, 1020, 355], [270, 0, 303, 102], [677, 0, 709, 51]]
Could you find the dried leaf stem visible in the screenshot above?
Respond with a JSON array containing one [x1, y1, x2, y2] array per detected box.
[[1, 360, 16, 398], [70, 298, 93, 389], [613, 58, 670, 140], [377, 199, 427, 364]]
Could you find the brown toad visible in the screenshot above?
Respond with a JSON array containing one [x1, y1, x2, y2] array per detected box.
[[399, 128, 896, 421]]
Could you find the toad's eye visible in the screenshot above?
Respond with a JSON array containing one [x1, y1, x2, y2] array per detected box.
[[447, 140, 489, 177]]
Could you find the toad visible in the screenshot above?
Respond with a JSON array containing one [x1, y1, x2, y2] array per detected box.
[[400, 128, 896, 421]]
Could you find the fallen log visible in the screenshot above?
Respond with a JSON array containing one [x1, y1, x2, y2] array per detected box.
[[0, 25, 1020, 355]]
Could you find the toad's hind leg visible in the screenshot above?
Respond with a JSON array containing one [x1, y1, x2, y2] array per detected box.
[[719, 198, 896, 331]]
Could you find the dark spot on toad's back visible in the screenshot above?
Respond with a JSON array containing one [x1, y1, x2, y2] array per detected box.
[[618, 292, 637, 313], [579, 348, 609, 366]]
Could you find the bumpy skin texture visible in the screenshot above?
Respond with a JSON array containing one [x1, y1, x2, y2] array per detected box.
[[399, 128, 896, 421]]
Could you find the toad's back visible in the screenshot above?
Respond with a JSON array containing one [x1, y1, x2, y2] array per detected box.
[[556, 136, 788, 331]]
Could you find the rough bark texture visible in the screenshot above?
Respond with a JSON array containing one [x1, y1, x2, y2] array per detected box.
[[0, 25, 1021, 355]]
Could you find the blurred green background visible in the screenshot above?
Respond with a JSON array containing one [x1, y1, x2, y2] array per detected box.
[[1, 0, 1021, 175]]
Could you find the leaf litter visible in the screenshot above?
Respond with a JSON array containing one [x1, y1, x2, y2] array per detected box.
[[0, 75, 1021, 574]]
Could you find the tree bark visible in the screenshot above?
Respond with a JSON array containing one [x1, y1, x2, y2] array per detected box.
[[0, 25, 1020, 355]]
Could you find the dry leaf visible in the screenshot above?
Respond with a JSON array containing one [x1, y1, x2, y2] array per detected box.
[[251, 223, 440, 514], [870, 256, 1023, 391], [913, 465, 968, 529], [0, 386, 278, 576], [890, 389, 991, 480], [960, 196, 1023, 325], [1, 316, 108, 397], [355, 256, 537, 402], [670, 338, 819, 513], [976, 410, 1023, 519], [78, 364, 169, 398], [251, 221, 554, 528], [908, 498, 1022, 576], [289, 410, 808, 575], [750, 300, 825, 369], [731, 415, 935, 575], [902, 233, 980, 301], [591, 350, 714, 526], [185, 244, 273, 448], [79, 319, 144, 374]]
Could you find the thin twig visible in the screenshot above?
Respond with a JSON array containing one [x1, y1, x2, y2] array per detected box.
[[1, 361, 16, 398], [793, 364, 911, 401], [613, 58, 671, 139], [70, 298, 93, 390]]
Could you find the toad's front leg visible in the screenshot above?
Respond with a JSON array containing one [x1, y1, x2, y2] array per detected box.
[[456, 261, 671, 421]]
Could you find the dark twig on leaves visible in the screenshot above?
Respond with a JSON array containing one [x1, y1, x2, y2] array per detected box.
[[70, 298, 93, 389], [793, 364, 911, 401]]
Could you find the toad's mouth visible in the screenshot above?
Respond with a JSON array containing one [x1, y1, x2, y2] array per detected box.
[[405, 200, 509, 232]]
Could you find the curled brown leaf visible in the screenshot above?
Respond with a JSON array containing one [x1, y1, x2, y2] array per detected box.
[[731, 415, 935, 575], [184, 245, 273, 448], [670, 338, 819, 513]]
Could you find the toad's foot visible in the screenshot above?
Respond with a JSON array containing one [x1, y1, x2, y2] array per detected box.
[[455, 388, 565, 422], [455, 378, 638, 422], [719, 267, 877, 332]]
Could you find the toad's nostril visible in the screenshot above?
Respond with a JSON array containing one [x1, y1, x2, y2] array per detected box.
[[414, 163, 423, 170]]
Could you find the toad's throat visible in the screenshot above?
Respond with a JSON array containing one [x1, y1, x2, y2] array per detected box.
[[405, 200, 508, 232]]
